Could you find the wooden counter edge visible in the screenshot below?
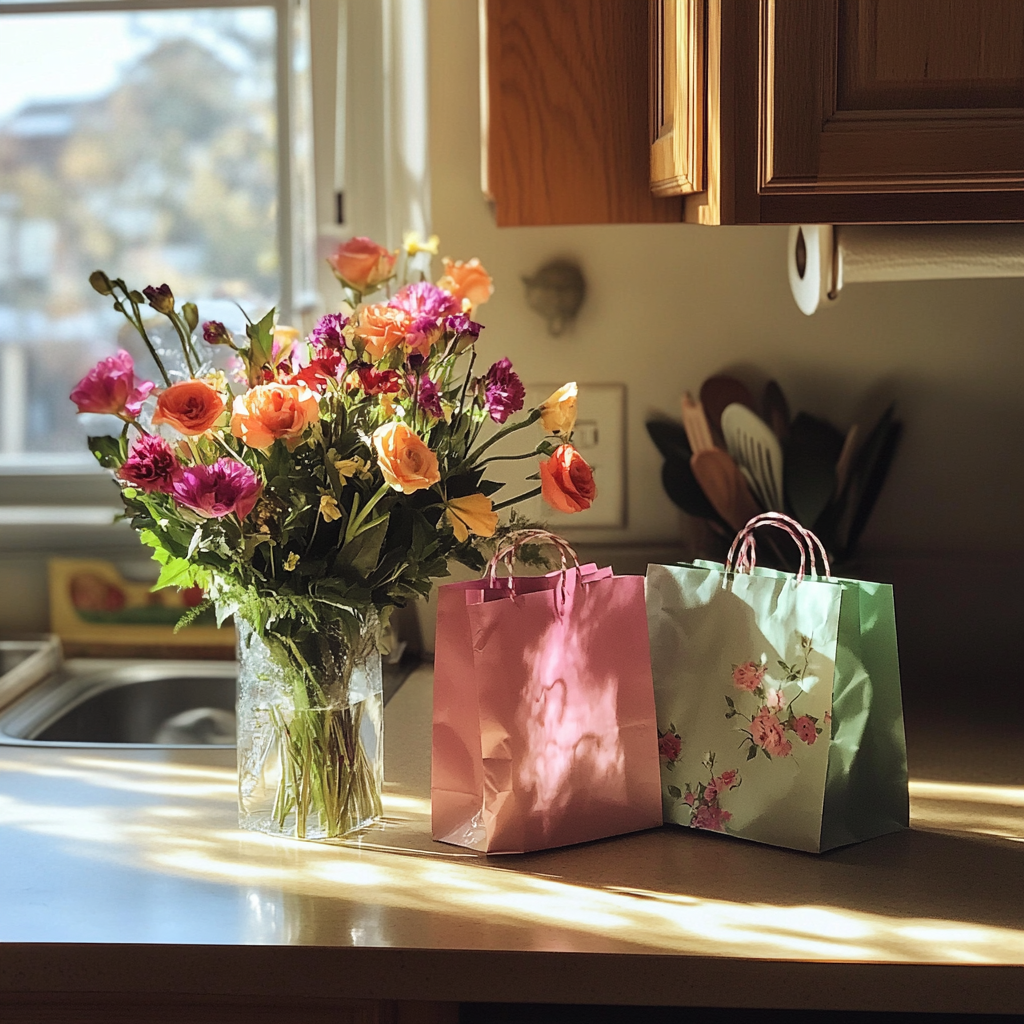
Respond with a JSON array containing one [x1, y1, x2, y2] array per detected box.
[[2, 945, 1022, 1014]]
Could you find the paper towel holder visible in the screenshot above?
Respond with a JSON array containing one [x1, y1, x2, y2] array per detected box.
[[788, 225, 840, 316], [789, 223, 1024, 315]]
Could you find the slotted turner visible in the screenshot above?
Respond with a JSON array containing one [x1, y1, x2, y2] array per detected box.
[[720, 403, 785, 512]]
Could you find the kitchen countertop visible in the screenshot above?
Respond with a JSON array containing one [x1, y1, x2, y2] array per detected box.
[[1, 666, 1023, 1015]]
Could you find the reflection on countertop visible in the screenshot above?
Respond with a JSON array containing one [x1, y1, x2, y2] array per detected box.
[[0, 667, 1023, 1013]]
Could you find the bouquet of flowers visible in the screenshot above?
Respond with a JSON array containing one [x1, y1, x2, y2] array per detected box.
[[70, 233, 596, 840]]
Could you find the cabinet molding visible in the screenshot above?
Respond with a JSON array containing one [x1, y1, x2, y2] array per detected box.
[[650, 0, 706, 196]]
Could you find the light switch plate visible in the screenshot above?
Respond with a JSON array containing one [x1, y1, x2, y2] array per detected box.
[[488, 383, 627, 529]]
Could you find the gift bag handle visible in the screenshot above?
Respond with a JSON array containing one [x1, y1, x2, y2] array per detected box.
[[726, 512, 832, 583], [485, 529, 581, 591]]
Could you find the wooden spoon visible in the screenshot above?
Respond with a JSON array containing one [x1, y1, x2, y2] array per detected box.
[[690, 448, 763, 532], [762, 380, 791, 441], [680, 393, 716, 453]]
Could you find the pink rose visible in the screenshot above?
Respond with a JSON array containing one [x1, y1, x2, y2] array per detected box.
[[792, 715, 818, 745], [750, 707, 793, 758], [658, 730, 681, 762], [70, 350, 155, 419], [692, 804, 732, 831], [683, 792, 696, 806], [117, 434, 182, 494], [716, 769, 739, 789], [172, 459, 262, 520], [704, 780, 719, 803], [765, 688, 787, 711], [327, 237, 396, 293], [732, 661, 766, 692]]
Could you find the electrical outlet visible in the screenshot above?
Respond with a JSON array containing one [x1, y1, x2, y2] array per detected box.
[[488, 383, 626, 529]]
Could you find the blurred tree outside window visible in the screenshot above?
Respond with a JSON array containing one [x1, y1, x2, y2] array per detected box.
[[0, 5, 283, 463]]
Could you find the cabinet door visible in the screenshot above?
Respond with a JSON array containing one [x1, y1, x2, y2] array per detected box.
[[751, 0, 1024, 222], [484, 0, 682, 225]]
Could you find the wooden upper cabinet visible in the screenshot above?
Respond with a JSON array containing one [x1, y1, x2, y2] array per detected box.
[[482, 0, 682, 226], [661, 0, 1024, 223]]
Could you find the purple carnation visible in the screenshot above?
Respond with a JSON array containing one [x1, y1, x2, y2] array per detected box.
[[308, 312, 349, 352], [409, 373, 444, 420], [390, 282, 460, 319], [444, 313, 483, 340], [118, 434, 183, 494], [483, 357, 525, 424], [172, 459, 263, 520]]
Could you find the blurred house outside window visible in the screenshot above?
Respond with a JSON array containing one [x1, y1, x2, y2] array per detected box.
[[0, 2, 310, 469]]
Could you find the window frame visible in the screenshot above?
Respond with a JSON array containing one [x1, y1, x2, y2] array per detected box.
[[0, 0, 316, 497]]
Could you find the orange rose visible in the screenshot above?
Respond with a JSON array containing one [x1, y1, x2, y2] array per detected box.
[[438, 257, 493, 312], [230, 383, 320, 449], [328, 237, 397, 293], [152, 380, 226, 436], [538, 382, 578, 435], [540, 444, 596, 513], [354, 304, 413, 362], [371, 422, 440, 494]]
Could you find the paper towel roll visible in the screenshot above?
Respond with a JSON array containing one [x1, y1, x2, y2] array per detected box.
[[788, 224, 1024, 315]]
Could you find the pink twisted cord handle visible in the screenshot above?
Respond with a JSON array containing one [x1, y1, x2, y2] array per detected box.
[[485, 529, 581, 594], [726, 512, 833, 584]]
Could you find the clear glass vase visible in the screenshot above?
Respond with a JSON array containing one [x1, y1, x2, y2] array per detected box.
[[235, 617, 384, 840]]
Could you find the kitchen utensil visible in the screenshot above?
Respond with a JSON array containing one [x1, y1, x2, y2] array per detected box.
[[720, 403, 785, 511], [680, 393, 715, 453], [700, 375, 755, 444], [782, 412, 846, 529], [834, 423, 859, 496], [690, 448, 762, 532], [762, 379, 791, 441], [647, 419, 726, 523], [839, 405, 902, 558]]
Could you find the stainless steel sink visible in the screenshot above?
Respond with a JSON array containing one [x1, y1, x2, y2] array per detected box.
[[0, 659, 238, 747], [0, 650, 415, 748]]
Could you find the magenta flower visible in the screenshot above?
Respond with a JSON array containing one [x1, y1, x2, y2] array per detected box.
[[483, 357, 525, 424], [172, 459, 263, 520], [70, 350, 155, 418], [444, 313, 482, 340], [409, 373, 444, 420], [390, 282, 460, 319], [117, 434, 183, 494], [405, 315, 443, 356], [308, 312, 349, 352]]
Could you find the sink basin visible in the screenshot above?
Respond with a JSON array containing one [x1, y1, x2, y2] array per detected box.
[[0, 654, 416, 748], [0, 659, 237, 747]]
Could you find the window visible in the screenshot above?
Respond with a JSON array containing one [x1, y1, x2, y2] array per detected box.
[[0, 0, 314, 469]]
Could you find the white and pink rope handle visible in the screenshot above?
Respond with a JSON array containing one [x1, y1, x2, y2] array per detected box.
[[485, 528, 582, 599], [726, 512, 833, 584]]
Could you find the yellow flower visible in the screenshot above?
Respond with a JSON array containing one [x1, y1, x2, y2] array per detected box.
[[283, 552, 300, 572], [379, 393, 399, 418], [539, 382, 577, 436], [445, 493, 498, 543], [334, 456, 370, 482], [403, 231, 440, 256], [319, 494, 342, 522]]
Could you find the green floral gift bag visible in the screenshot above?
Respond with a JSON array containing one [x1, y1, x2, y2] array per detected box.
[[645, 513, 908, 853]]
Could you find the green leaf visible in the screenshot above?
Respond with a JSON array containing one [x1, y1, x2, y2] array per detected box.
[[667, 785, 682, 800], [88, 434, 125, 469], [246, 306, 276, 370], [724, 696, 735, 708], [746, 745, 758, 761], [154, 557, 196, 591]]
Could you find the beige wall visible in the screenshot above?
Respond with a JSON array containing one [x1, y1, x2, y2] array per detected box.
[[429, 0, 1024, 558]]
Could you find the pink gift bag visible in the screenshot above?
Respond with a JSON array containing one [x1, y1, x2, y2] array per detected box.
[[431, 531, 662, 854]]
